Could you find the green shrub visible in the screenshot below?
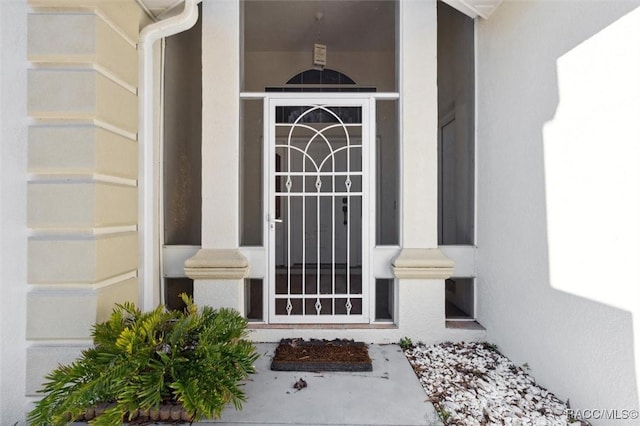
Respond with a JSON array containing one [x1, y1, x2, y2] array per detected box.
[[28, 295, 258, 425], [398, 336, 413, 350]]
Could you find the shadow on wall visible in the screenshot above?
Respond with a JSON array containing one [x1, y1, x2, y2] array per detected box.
[[476, 0, 640, 415]]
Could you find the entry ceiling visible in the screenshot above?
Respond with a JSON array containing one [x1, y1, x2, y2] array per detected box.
[[244, 0, 396, 52], [139, 0, 503, 30]]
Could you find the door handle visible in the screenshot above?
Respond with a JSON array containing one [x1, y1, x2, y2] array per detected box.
[[267, 215, 283, 230], [267, 214, 282, 222]]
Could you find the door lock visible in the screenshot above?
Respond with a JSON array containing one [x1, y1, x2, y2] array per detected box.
[[342, 197, 348, 225]]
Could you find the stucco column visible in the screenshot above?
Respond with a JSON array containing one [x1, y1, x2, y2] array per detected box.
[[393, 0, 452, 335], [189, 0, 247, 311], [202, 0, 240, 248], [400, 0, 438, 248]]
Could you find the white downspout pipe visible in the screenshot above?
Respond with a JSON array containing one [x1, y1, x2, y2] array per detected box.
[[138, 0, 199, 311]]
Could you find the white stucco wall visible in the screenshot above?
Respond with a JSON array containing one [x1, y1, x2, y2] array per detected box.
[[0, 1, 28, 423], [476, 1, 640, 421]]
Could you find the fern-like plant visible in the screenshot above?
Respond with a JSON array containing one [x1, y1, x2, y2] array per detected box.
[[28, 295, 258, 425]]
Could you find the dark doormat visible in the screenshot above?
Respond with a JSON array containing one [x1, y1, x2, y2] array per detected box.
[[271, 338, 373, 372]]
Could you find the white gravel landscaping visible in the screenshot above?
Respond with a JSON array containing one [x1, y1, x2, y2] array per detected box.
[[404, 341, 585, 426]]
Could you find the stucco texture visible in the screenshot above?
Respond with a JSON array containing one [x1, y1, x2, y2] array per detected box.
[[476, 1, 640, 421]]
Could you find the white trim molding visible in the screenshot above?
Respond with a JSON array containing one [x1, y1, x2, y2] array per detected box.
[[442, 0, 503, 20]]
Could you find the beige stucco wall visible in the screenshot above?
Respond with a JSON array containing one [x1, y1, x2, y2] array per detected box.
[[26, 0, 146, 326], [0, 1, 151, 422]]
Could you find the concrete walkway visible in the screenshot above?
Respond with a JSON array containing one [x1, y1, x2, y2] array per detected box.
[[205, 343, 443, 426]]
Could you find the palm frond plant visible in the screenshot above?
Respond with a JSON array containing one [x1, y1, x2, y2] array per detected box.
[[28, 294, 258, 425]]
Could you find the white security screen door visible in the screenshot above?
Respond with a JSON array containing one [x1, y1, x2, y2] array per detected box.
[[266, 96, 373, 323]]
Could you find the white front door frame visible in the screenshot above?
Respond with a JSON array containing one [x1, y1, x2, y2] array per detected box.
[[263, 94, 376, 324]]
